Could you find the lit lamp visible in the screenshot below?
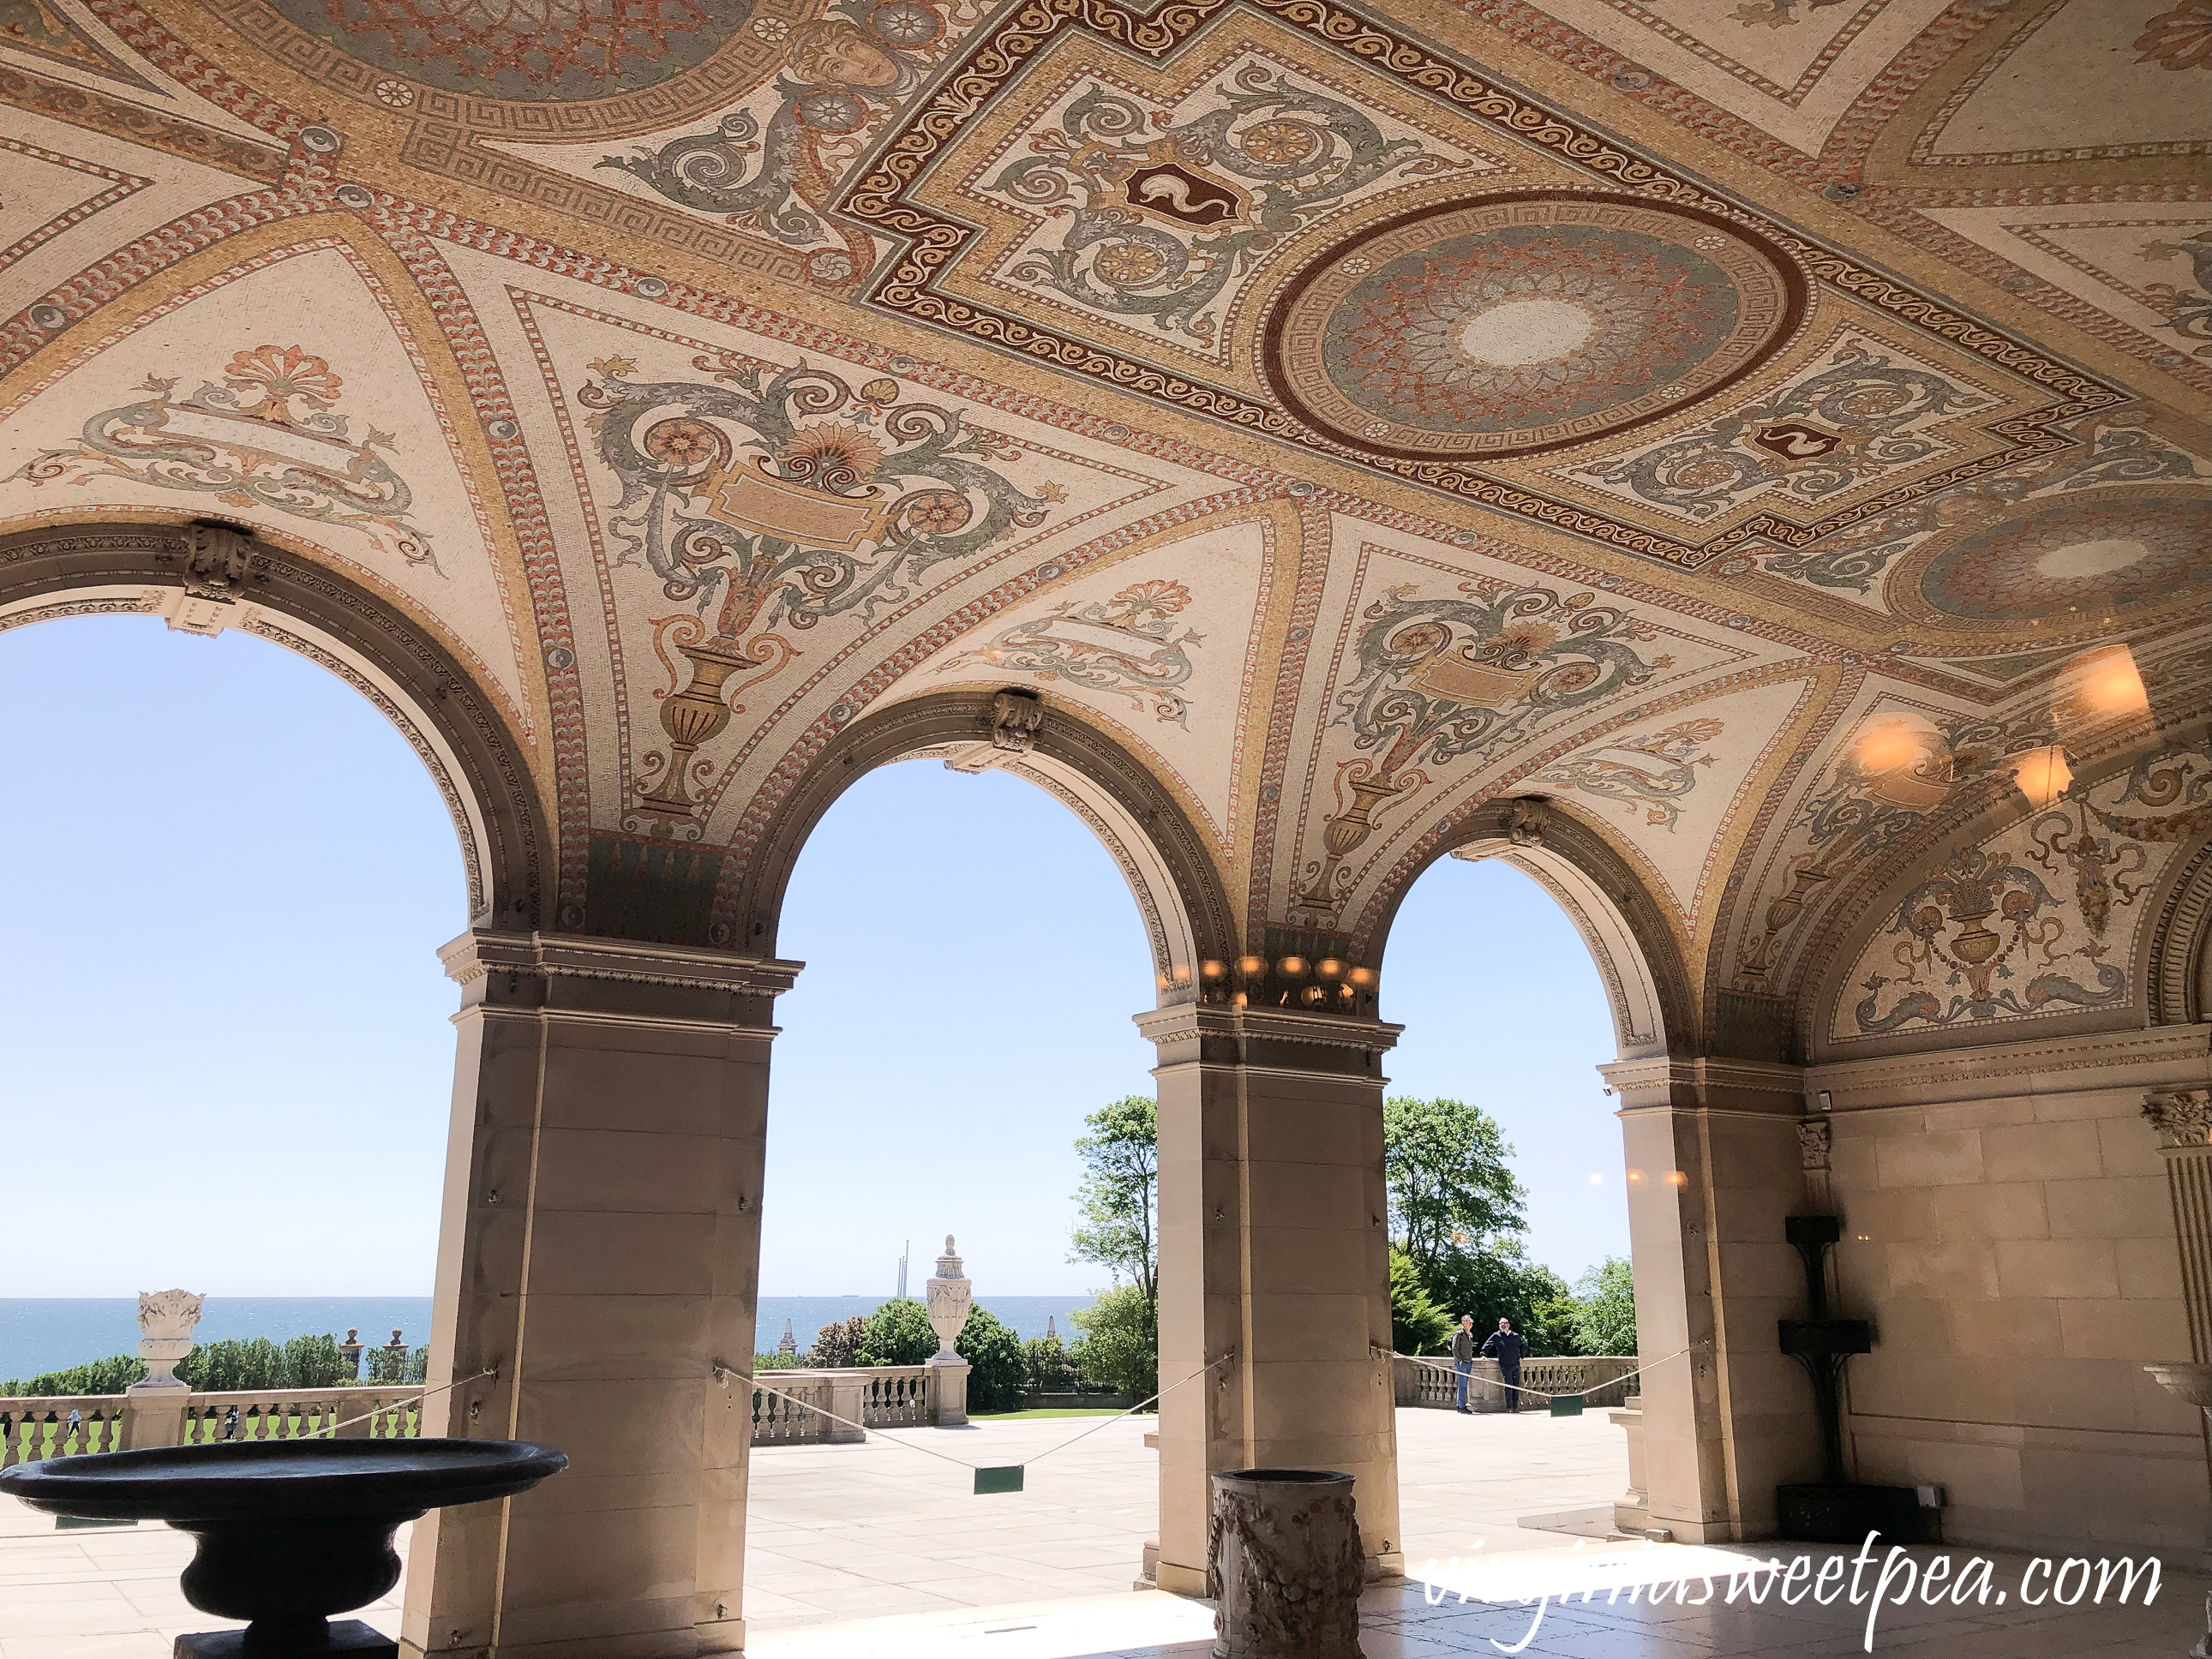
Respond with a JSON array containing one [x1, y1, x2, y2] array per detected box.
[[2052, 643, 2155, 753], [2011, 745, 2072, 811]]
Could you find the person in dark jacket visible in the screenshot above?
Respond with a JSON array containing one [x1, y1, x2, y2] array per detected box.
[[1450, 1315, 1476, 1413], [1481, 1317, 1526, 1411]]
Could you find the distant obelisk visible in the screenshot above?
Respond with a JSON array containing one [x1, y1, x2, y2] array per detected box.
[[777, 1318, 796, 1356], [897, 1241, 908, 1301]]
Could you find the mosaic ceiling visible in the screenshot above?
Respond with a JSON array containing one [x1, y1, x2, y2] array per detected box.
[[3, 0, 2209, 1059]]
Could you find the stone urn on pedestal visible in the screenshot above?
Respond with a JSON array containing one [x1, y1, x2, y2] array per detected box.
[[124, 1290, 202, 1449], [924, 1236, 973, 1426]]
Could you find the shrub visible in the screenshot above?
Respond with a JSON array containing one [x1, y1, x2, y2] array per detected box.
[[809, 1316, 868, 1369], [405, 1345, 429, 1383], [283, 1334, 351, 1391], [1070, 1284, 1155, 1405], [1024, 1334, 1078, 1394], [856, 1299, 938, 1368], [178, 1338, 287, 1392], [1388, 1247, 1452, 1357], [754, 1351, 809, 1372], [0, 1354, 146, 1397], [956, 1308, 1028, 1413]]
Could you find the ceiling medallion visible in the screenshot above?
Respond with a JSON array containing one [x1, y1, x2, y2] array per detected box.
[[264, 0, 758, 100], [1901, 489, 2212, 626], [1262, 193, 1805, 462]]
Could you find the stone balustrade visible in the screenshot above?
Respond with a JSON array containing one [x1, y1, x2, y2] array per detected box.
[[1393, 1354, 1639, 1411], [748, 1364, 940, 1445], [0, 1386, 425, 1466]]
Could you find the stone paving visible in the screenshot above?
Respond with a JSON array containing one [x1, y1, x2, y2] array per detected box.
[[7, 1405, 2197, 1657]]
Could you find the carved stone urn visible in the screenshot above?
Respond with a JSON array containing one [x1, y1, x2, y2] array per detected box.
[[135, 1289, 204, 1390], [923, 1236, 973, 1426], [924, 1236, 972, 1364], [1207, 1469, 1364, 1659]]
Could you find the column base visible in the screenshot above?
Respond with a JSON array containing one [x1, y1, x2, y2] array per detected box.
[[694, 1614, 746, 1656], [1155, 1560, 1208, 1597]]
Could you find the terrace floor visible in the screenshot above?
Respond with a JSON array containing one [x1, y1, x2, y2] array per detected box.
[[3, 1406, 2198, 1658]]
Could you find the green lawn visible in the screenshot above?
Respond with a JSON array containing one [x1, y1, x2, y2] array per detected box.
[[968, 1407, 1135, 1420]]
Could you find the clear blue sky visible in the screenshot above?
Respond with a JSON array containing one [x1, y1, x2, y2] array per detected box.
[[0, 619, 1628, 1298]]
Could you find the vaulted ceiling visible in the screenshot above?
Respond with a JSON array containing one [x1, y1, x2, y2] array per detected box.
[[3, 0, 2208, 1060]]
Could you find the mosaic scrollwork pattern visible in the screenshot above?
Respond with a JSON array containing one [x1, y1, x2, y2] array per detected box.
[[576, 351, 1058, 825], [5, 344, 438, 571], [947, 579, 1202, 725], [1536, 717, 1723, 830], [981, 67, 1444, 349], [1575, 341, 1989, 521]]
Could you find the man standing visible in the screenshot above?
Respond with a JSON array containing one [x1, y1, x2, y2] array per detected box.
[[1481, 1316, 1526, 1412], [1450, 1314, 1476, 1413]]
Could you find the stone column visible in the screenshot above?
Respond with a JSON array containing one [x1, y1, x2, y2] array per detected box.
[[399, 931, 797, 1659], [1601, 1056, 1813, 1542], [2146, 1090, 2212, 1365], [1138, 1003, 1402, 1595]]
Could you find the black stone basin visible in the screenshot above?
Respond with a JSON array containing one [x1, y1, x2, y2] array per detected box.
[[0, 1438, 566, 1659]]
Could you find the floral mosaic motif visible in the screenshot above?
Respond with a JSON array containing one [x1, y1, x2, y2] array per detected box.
[[1850, 838, 2131, 1034], [1757, 422, 2206, 595], [1574, 342, 1989, 521], [4, 345, 437, 571], [2135, 0, 2212, 70], [600, 0, 959, 273], [1844, 744, 2212, 1035], [981, 67, 1446, 348], [2139, 231, 2212, 360], [575, 352, 1056, 827], [1535, 718, 1723, 831], [1733, 708, 2060, 991], [268, 0, 756, 99], [947, 579, 1202, 725], [1293, 582, 1664, 916]]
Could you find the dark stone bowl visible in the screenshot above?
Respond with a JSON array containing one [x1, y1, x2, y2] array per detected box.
[[0, 1438, 566, 1657]]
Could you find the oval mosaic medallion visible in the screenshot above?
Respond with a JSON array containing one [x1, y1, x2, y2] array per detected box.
[[1262, 194, 1805, 461], [1914, 493, 2212, 622], [266, 0, 757, 100]]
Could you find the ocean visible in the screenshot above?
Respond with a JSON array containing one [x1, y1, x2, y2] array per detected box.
[[0, 1295, 1095, 1383]]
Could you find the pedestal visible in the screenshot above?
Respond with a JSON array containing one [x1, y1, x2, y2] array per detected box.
[[1609, 1402, 1648, 1536], [928, 1358, 969, 1427], [122, 1384, 191, 1452], [1207, 1470, 1363, 1659]]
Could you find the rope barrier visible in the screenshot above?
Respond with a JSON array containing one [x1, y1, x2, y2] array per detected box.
[[307, 1368, 499, 1439], [1390, 1345, 1693, 1405]]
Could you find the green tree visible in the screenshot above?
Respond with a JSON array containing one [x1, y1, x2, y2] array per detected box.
[[956, 1307, 1028, 1412], [1388, 1246, 1452, 1357], [1069, 1284, 1157, 1405], [1070, 1096, 1159, 1333], [754, 1351, 809, 1372], [1573, 1256, 1637, 1355], [1420, 1245, 1583, 1357], [282, 1334, 350, 1390], [1382, 1096, 1526, 1272], [809, 1316, 868, 1368], [1522, 1265, 1584, 1357], [856, 1299, 938, 1367]]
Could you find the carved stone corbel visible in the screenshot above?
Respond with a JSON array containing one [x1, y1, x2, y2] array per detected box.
[[945, 687, 1045, 775], [1797, 1116, 1833, 1208], [1508, 796, 1550, 847], [161, 522, 258, 637]]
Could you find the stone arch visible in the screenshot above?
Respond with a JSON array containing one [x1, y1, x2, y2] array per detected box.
[[0, 518, 549, 928], [1360, 795, 1692, 1063], [732, 689, 1239, 997]]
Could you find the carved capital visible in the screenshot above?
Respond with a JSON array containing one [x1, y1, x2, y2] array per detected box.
[[183, 520, 255, 601], [1796, 1117, 1832, 1171], [2144, 1088, 2212, 1153]]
